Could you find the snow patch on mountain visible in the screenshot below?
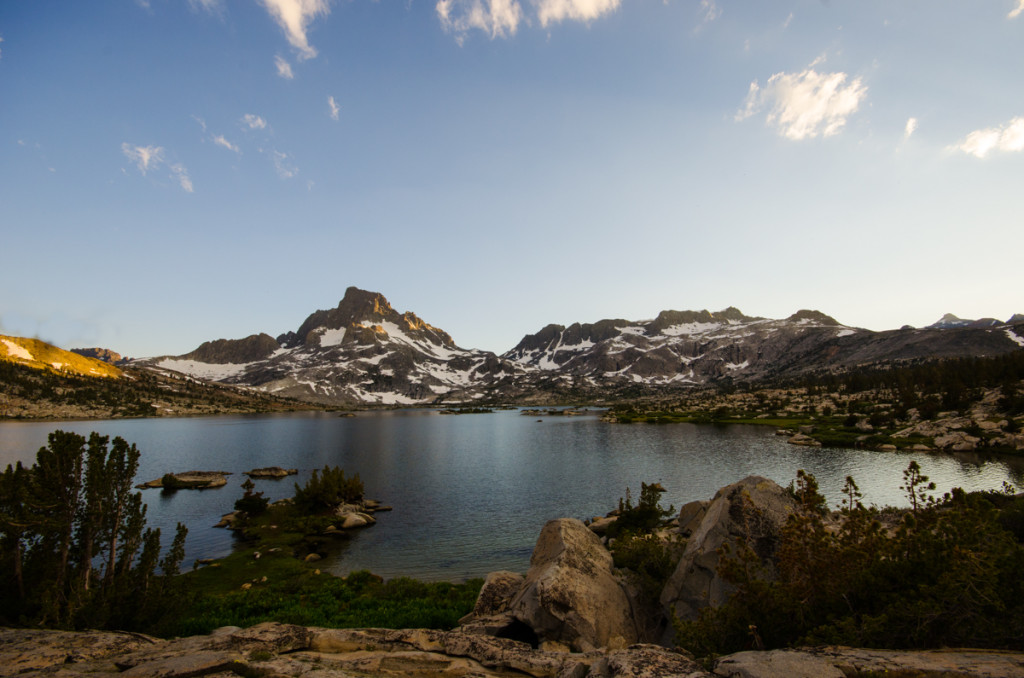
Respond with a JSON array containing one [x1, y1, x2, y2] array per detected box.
[[157, 358, 252, 380], [2, 339, 33, 361]]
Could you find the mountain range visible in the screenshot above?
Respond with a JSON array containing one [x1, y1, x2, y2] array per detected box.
[[135, 287, 1024, 406]]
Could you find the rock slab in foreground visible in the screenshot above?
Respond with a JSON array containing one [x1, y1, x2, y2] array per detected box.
[[0, 622, 705, 678], [6, 623, 1024, 678]]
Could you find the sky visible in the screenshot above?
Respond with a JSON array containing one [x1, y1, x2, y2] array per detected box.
[[1, 0, 1023, 359]]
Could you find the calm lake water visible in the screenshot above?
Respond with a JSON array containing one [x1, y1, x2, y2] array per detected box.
[[2, 409, 1023, 581]]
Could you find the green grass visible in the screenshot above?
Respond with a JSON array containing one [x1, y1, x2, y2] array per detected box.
[[168, 561, 482, 637], [154, 497, 483, 638]]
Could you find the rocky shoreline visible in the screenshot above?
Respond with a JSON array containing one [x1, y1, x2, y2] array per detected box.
[[6, 476, 1024, 677]]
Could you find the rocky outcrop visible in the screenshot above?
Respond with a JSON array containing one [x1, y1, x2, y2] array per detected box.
[[138, 470, 230, 489], [509, 518, 639, 652], [70, 347, 124, 364], [661, 476, 797, 622], [244, 466, 298, 478], [184, 333, 280, 364]]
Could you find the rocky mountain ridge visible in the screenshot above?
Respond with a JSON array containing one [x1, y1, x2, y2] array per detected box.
[[140, 288, 1024, 405]]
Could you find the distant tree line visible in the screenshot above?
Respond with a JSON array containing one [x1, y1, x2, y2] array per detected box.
[[756, 351, 1024, 418], [0, 431, 186, 629]]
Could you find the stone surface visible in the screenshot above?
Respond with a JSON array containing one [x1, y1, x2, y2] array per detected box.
[[713, 646, 1024, 678], [6, 622, 1024, 678], [676, 501, 708, 537], [660, 476, 797, 621], [463, 570, 526, 620], [510, 518, 639, 651]]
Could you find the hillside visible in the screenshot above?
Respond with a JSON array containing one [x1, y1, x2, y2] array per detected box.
[[1, 335, 122, 379], [0, 354, 322, 420]]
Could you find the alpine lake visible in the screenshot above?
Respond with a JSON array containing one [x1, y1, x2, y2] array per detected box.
[[2, 408, 1022, 582]]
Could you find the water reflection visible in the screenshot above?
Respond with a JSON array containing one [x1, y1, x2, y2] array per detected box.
[[1, 410, 1021, 581]]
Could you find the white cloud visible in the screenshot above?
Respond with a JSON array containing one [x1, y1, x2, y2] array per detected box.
[[697, 0, 720, 24], [783, 12, 793, 29], [121, 143, 164, 174], [535, 0, 621, 27], [0, 36, 4, 60], [260, 0, 330, 61], [213, 135, 240, 153], [189, 0, 224, 15], [904, 117, 918, 139], [952, 116, 1024, 158], [736, 63, 867, 140], [122, 143, 193, 192], [242, 113, 268, 130], [328, 96, 340, 121], [275, 55, 295, 79], [170, 164, 194, 193], [273, 150, 298, 179], [437, 0, 523, 43], [1009, 0, 1024, 19]]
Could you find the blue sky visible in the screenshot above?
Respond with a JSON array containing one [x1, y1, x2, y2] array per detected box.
[[2, 0, 1023, 358]]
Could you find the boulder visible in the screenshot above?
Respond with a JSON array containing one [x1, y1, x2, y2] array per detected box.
[[509, 518, 639, 651], [786, 433, 821, 447], [467, 571, 525, 619], [660, 476, 797, 622], [934, 431, 981, 451], [340, 512, 376, 529], [588, 515, 618, 535]]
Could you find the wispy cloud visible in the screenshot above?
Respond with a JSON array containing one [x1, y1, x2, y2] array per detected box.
[[260, 0, 330, 61], [904, 117, 918, 140], [189, 0, 224, 15], [122, 143, 193, 192], [121, 143, 164, 174], [328, 96, 340, 121], [272, 150, 299, 179], [436, 0, 621, 42], [170, 164, 194, 193], [213, 135, 240, 153], [536, 0, 621, 28], [436, 0, 523, 44], [242, 113, 268, 130], [275, 55, 295, 79], [697, 0, 720, 24], [736, 60, 867, 140], [950, 116, 1024, 158], [1009, 0, 1024, 19], [0, 36, 4, 60]]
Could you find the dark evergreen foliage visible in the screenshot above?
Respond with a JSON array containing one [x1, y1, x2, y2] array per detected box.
[[0, 431, 187, 630], [675, 465, 1024, 656]]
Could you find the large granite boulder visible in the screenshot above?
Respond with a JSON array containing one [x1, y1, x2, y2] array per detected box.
[[509, 518, 639, 652], [661, 476, 797, 622]]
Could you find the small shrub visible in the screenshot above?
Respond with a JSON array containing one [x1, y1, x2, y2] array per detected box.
[[293, 466, 364, 513]]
